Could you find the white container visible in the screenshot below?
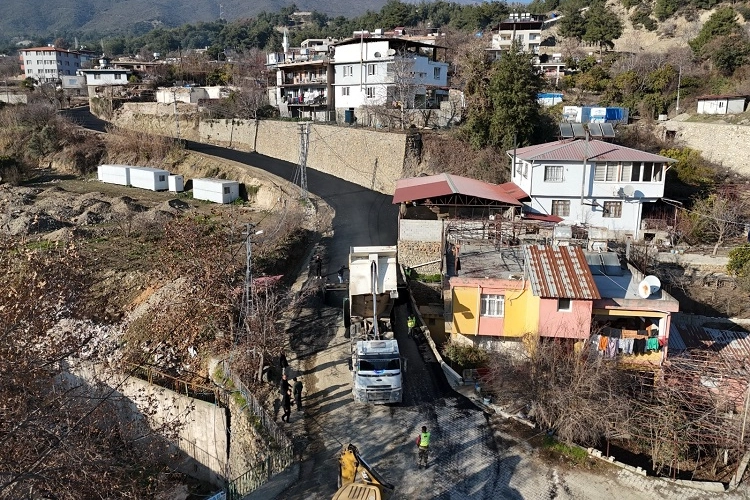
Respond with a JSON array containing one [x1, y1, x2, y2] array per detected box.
[[168, 174, 184, 193], [129, 167, 170, 191], [97, 164, 131, 186], [192, 178, 240, 204]]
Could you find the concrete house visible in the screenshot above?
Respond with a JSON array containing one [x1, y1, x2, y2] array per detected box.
[[696, 94, 748, 115], [331, 35, 449, 123], [19, 46, 96, 83], [487, 13, 545, 59], [508, 140, 676, 239], [450, 244, 599, 353]]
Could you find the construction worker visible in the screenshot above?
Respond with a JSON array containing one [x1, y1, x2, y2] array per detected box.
[[416, 425, 431, 468], [407, 314, 417, 339]]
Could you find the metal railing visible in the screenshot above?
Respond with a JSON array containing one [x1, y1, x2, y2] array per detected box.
[[217, 360, 294, 498]]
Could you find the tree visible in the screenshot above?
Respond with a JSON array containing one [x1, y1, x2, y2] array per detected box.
[[703, 33, 750, 75], [689, 7, 740, 54], [727, 244, 750, 277], [687, 192, 748, 255], [654, 0, 679, 21], [582, 1, 624, 58], [659, 147, 716, 187], [558, 8, 587, 41]]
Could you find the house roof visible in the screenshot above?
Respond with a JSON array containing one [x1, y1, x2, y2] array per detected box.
[[21, 47, 83, 53], [669, 324, 750, 375], [508, 140, 676, 163], [697, 94, 748, 101], [333, 37, 447, 50], [524, 245, 600, 300], [392, 173, 522, 206]]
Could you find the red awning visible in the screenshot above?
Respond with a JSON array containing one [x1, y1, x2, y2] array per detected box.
[[522, 213, 563, 223]]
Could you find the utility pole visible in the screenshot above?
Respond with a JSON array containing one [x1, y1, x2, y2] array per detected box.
[[675, 65, 682, 115], [294, 122, 311, 201], [243, 224, 263, 319]]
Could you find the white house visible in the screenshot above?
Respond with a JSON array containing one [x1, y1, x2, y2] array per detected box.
[[98, 164, 131, 186], [19, 46, 96, 83], [129, 167, 170, 191], [331, 36, 449, 122], [696, 94, 747, 115], [508, 140, 676, 239], [487, 13, 545, 59]]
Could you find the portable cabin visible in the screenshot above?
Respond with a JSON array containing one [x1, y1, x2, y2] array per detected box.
[[97, 164, 131, 186], [129, 167, 170, 191], [192, 178, 240, 204], [168, 175, 184, 193]]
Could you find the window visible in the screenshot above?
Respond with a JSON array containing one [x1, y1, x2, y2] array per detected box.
[[366, 87, 375, 98], [603, 201, 622, 218], [551, 200, 570, 217], [619, 162, 632, 182], [367, 64, 376, 76], [630, 162, 642, 182], [557, 298, 572, 312], [114, 73, 122, 80], [480, 294, 505, 317], [93, 73, 100, 79], [223, 187, 230, 194], [341, 86, 350, 96], [343, 65, 353, 77], [544, 165, 564, 182], [37, 60, 42, 65], [433, 67, 441, 79], [26, 60, 31, 65], [27, 69, 32, 74], [641, 162, 663, 182], [158, 175, 165, 182], [594, 162, 618, 182]]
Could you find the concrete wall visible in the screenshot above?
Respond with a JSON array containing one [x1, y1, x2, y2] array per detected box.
[[63, 363, 228, 487], [658, 121, 750, 176], [110, 104, 409, 194]]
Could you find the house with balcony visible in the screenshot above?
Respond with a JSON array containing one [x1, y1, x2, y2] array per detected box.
[[487, 14, 545, 60], [267, 38, 336, 121], [508, 139, 676, 240], [447, 241, 679, 365], [331, 36, 449, 124]]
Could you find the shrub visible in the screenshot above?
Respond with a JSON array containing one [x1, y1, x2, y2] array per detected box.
[[442, 340, 488, 369], [728, 244, 750, 277]]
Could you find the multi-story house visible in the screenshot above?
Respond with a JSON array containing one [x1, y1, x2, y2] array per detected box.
[[330, 36, 449, 123], [19, 46, 96, 83], [267, 38, 336, 121], [508, 139, 676, 239], [487, 13, 545, 60]]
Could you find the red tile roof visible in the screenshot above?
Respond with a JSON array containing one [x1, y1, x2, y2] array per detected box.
[[524, 245, 600, 299], [392, 173, 521, 205], [508, 139, 676, 163]]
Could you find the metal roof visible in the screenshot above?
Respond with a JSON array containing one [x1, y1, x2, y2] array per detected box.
[[697, 94, 748, 101], [392, 173, 521, 206], [508, 140, 677, 163], [523, 245, 601, 299], [669, 323, 750, 374]]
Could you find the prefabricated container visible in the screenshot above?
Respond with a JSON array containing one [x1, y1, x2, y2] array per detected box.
[[192, 178, 240, 204], [168, 174, 184, 193], [129, 167, 170, 191], [97, 164, 131, 186]]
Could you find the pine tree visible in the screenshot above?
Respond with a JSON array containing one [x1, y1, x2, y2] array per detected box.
[[582, 1, 623, 58]]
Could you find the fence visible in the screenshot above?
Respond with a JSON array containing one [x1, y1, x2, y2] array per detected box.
[[218, 360, 294, 499]]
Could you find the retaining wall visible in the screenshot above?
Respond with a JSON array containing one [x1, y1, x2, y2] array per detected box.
[[657, 120, 750, 176]]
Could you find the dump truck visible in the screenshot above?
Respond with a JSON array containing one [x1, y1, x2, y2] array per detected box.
[[344, 246, 402, 404], [333, 444, 395, 500]]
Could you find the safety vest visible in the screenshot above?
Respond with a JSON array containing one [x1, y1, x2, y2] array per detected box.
[[407, 316, 416, 328], [419, 432, 431, 448]]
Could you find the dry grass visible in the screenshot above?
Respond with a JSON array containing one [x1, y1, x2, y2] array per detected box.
[[104, 126, 187, 168]]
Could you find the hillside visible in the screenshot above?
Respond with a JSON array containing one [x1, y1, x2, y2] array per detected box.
[[3, 0, 390, 39]]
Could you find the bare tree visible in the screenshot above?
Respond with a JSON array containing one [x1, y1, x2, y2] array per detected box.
[[686, 192, 748, 255]]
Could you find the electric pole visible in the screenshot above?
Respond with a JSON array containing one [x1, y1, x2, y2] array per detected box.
[[294, 122, 311, 201]]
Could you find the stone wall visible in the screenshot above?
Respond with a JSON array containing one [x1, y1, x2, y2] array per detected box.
[[112, 102, 201, 141], [657, 120, 750, 176], [399, 240, 443, 275]]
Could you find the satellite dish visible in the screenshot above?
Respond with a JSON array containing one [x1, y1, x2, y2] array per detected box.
[[623, 185, 635, 198], [638, 275, 661, 298], [386, 48, 396, 56]]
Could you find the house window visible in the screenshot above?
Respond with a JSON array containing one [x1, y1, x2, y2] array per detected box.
[[551, 200, 570, 217], [223, 187, 230, 194], [342, 86, 350, 96], [366, 87, 375, 98], [114, 74, 122, 80], [603, 201, 622, 218], [26, 60, 31, 65], [367, 64, 376, 76], [557, 298, 572, 312], [37, 60, 42, 65], [480, 294, 505, 317], [544, 165, 564, 182], [158, 175, 165, 182], [631, 162, 642, 182], [93, 73, 100, 79], [433, 67, 441, 79], [619, 162, 632, 182], [343, 65, 353, 77], [594, 162, 618, 182]]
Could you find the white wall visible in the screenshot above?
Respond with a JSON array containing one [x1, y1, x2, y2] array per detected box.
[[523, 196, 644, 236], [84, 72, 130, 86]]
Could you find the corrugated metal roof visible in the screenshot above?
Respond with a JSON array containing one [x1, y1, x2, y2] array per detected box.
[[524, 245, 601, 299], [392, 173, 521, 205], [669, 323, 750, 373], [508, 139, 677, 163], [498, 182, 530, 200]]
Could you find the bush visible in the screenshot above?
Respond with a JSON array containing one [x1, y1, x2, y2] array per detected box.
[[442, 340, 488, 369], [728, 244, 750, 277]]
